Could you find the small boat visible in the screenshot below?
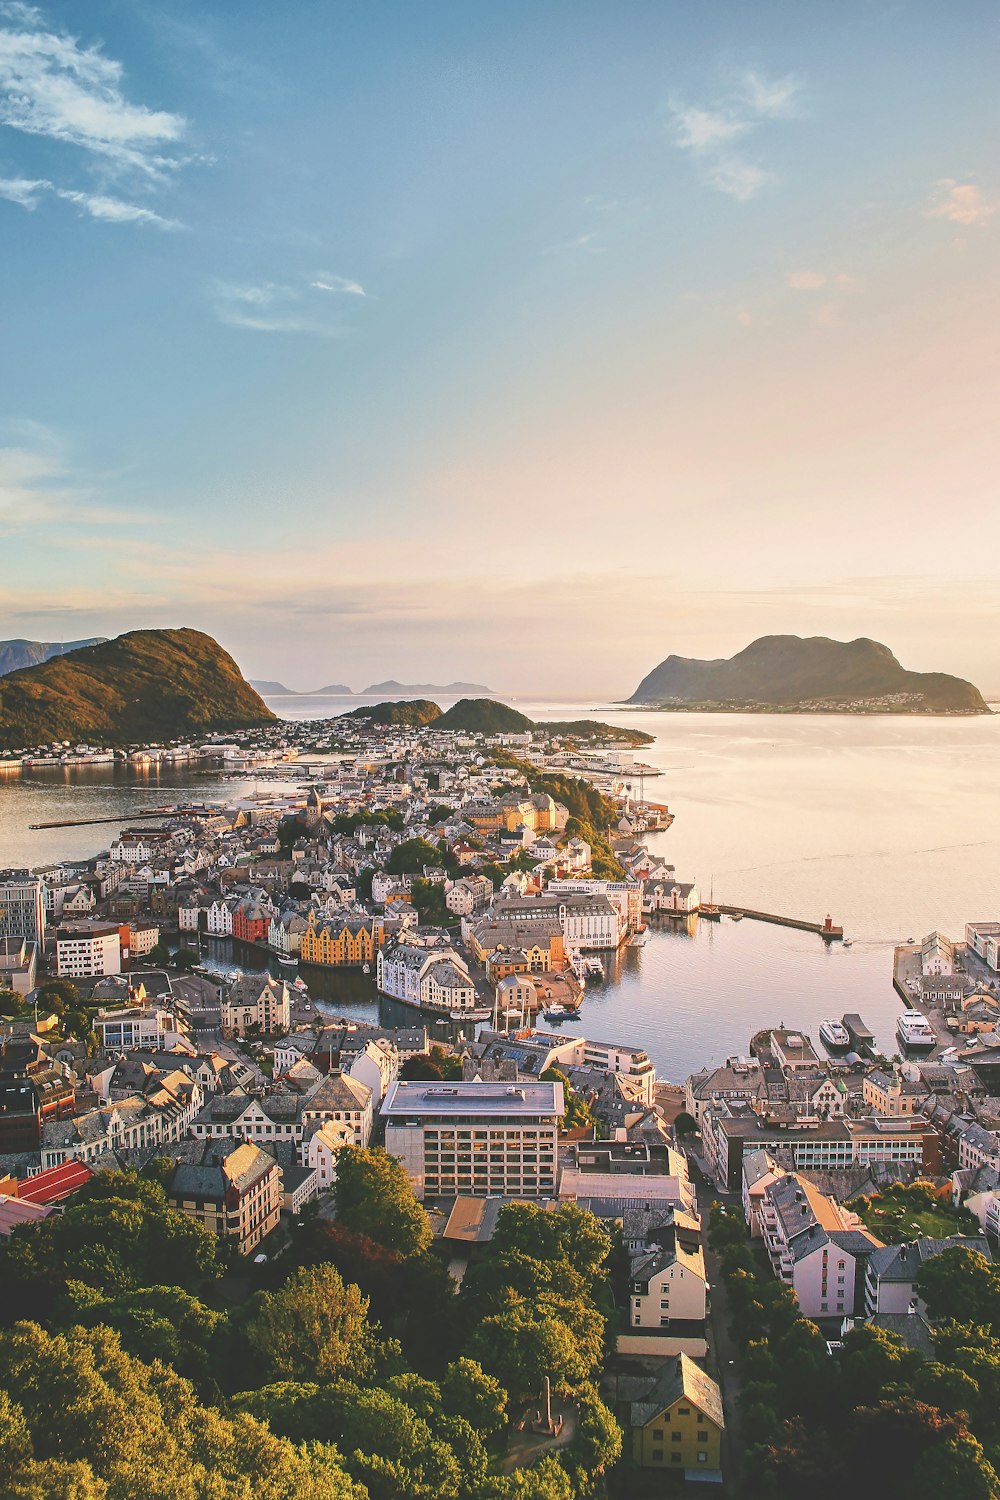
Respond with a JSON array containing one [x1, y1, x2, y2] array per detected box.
[[545, 1004, 570, 1022], [362, 962, 371, 974], [582, 957, 604, 979], [729, 911, 744, 922], [278, 954, 297, 967], [843, 938, 853, 948], [896, 1009, 936, 1050], [820, 1019, 851, 1050]]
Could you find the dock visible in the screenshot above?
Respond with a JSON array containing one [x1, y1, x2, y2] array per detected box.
[[29, 807, 177, 830], [716, 905, 843, 940], [842, 1013, 875, 1053]]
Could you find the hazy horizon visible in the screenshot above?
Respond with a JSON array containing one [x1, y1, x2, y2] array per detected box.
[[2, 2, 998, 696]]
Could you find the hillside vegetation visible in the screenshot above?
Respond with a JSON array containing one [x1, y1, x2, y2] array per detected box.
[[342, 699, 443, 727], [434, 699, 534, 734], [0, 628, 276, 746], [630, 634, 988, 713], [0, 636, 107, 677]]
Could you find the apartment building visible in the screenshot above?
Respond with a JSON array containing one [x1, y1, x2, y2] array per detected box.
[[220, 975, 290, 1037], [56, 922, 122, 978], [382, 1078, 562, 1200], [0, 871, 46, 946], [94, 1005, 183, 1052], [168, 1139, 281, 1256], [704, 1102, 930, 1193], [758, 1173, 882, 1320]]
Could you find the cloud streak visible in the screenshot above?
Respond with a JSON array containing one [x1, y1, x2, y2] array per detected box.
[[0, 172, 180, 226], [668, 68, 802, 200], [212, 278, 361, 336], [926, 178, 997, 227], [0, 2, 186, 179]]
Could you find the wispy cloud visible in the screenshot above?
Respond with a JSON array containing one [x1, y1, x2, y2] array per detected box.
[[0, 172, 179, 227], [668, 68, 803, 201], [311, 273, 366, 297], [543, 230, 605, 256], [212, 277, 362, 336], [0, 2, 187, 179], [786, 269, 828, 290], [926, 179, 997, 227], [0, 421, 145, 532]]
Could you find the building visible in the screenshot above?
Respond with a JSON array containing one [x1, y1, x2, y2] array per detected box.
[[300, 911, 386, 968], [303, 1117, 355, 1189], [445, 876, 493, 917], [759, 1173, 882, 1319], [55, 921, 122, 979], [685, 1057, 766, 1129], [382, 1078, 562, 1200], [0, 870, 46, 946], [921, 930, 956, 976], [220, 975, 291, 1037], [0, 1032, 75, 1152], [620, 1353, 723, 1481], [0, 937, 37, 996], [865, 1235, 991, 1317], [94, 1005, 183, 1053], [168, 1139, 281, 1256], [704, 1103, 931, 1193], [864, 1068, 926, 1117], [629, 1238, 708, 1329], [301, 1072, 374, 1147], [376, 942, 479, 1013], [349, 1039, 397, 1107], [967, 922, 1000, 973]]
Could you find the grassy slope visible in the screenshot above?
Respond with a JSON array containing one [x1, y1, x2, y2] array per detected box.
[[0, 628, 276, 745]]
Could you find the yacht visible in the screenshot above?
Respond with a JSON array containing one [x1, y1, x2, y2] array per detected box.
[[819, 1018, 851, 1051], [896, 1009, 936, 1050], [545, 1004, 570, 1022]]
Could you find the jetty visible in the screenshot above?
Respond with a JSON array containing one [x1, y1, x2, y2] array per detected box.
[[842, 1013, 875, 1053], [717, 905, 843, 941], [29, 807, 176, 830]]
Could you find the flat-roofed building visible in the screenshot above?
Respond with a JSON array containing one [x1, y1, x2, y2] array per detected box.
[[0, 871, 46, 946], [56, 921, 121, 979], [382, 1078, 562, 1200]]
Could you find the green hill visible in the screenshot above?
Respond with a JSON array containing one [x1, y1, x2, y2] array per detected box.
[[0, 629, 277, 746], [434, 698, 535, 734], [629, 635, 989, 713], [341, 699, 443, 727]]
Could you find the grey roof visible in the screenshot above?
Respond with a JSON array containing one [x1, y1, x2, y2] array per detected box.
[[627, 1354, 724, 1432], [868, 1235, 991, 1283]]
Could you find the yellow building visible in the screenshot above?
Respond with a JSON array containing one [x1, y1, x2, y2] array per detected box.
[[626, 1353, 723, 1480], [300, 912, 386, 968], [862, 1068, 923, 1116], [471, 917, 565, 975]]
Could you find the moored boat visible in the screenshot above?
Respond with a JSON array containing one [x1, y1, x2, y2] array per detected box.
[[819, 1018, 851, 1050], [896, 1009, 935, 1050]]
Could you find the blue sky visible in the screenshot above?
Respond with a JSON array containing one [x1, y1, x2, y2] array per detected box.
[[2, 1, 999, 694]]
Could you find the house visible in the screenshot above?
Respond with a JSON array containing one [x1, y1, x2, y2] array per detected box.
[[376, 942, 478, 1013], [299, 911, 387, 967], [445, 876, 493, 917], [220, 975, 291, 1037], [168, 1138, 281, 1256], [921, 930, 956, 976], [741, 1148, 786, 1237], [349, 1039, 397, 1107], [618, 1353, 724, 1481], [864, 1068, 926, 1117], [303, 1117, 354, 1189], [302, 1072, 374, 1147], [865, 1234, 992, 1317], [629, 1238, 708, 1329]]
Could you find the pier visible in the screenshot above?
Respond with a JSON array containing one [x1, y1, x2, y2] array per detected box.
[[30, 806, 178, 830], [716, 904, 843, 940]]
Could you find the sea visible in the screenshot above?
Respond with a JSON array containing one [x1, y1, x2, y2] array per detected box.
[[3, 695, 1000, 1083]]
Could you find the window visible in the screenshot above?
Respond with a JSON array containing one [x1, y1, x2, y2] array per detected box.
[[651, 1449, 663, 1463], [672, 1432, 682, 1443], [652, 1429, 663, 1441], [697, 1452, 708, 1464], [671, 1453, 682, 1465]]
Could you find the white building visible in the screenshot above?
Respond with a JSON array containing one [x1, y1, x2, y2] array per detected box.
[[630, 1241, 708, 1329], [921, 930, 956, 977], [377, 942, 479, 1013], [349, 1039, 398, 1107], [0, 870, 46, 946], [759, 1173, 880, 1320], [967, 922, 1000, 973], [302, 1072, 374, 1148], [303, 1117, 355, 1189], [56, 922, 122, 978], [95, 1005, 183, 1052], [382, 1078, 563, 1201], [445, 876, 493, 917], [865, 1235, 991, 1317]]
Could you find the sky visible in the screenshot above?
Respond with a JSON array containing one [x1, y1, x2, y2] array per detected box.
[[1, 0, 999, 697]]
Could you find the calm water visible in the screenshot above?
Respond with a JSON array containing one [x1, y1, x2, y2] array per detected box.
[[3, 700, 999, 1080]]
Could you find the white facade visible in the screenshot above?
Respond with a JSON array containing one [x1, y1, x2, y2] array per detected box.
[[56, 925, 122, 978], [630, 1243, 708, 1328], [377, 943, 478, 1013], [349, 1039, 398, 1107]]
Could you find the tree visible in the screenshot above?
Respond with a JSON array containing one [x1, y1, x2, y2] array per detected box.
[[0, 987, 25, 1015], [477, 1454, 574, 1500], [0, 1171, 218, 1302], [171, 947, 199, 971], [441, 1357, 508, 1436], [243, 1265, 375, 1384], [917, 1247, 1000, 1328], [332, 1147, 432, 1257], [469, 1299, 603, 1399], [146, 941, 171, 966], [35, 980, 79, 1015], [386, 838, 445, 876], [539, 1068, 594, 1131], [673, 1110, 698, 1138], [55, 1282, 222, 1396]]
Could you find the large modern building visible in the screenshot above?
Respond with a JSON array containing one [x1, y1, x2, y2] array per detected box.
[[0, 871, 46, 947], [55, 921, 122, 979], [382, 1078, 563, 1200]]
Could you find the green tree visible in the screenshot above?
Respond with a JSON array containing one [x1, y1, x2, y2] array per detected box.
[[673, 1110, 699, 1137], [0, 987, 25, 1015], [0, 1171, 218, 1300], [56, 1282, 222, 1395], [146, 941, 171, 966], [440, 1357, 508, 1436], [477, 1454, 574, 1500], [469, 1299, 603, 1399], [386, 838, 445, 876], [243, 1265, 375, 1384], [540, 1068, 593, 1132], [34, 980, 78, 1017], [917, 1247, 1000, 1328], [332, 1147, 433, 1257]]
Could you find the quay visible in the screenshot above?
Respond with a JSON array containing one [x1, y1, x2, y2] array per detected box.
[[716, 905, 843, 940], [842, 1013, 875, 1053], [29, 807, 176, 830]]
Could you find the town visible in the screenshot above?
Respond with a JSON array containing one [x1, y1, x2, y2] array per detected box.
[[2, 710, 1000, 1497]]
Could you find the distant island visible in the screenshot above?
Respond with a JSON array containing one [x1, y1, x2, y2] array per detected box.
[[251, 680, 353, 696], [343, 697, 654, 744], [0, 636, 108, 677], [362, 679, 495, 696], [0, 629, 277, 746], [628, 635, 989, 714]]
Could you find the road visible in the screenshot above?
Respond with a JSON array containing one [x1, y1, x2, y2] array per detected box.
[[689, 1152, 743, 1496]]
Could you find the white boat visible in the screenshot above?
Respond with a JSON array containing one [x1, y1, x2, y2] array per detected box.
[[896, 1009, 936, 1049], [362, 962, 371, 974], [729, 911, 744, 922], [843, 938, 853, 948], [582, 957, 604, 979], [819, 1019, 851, 1050], [545, 1005, 570, 1022]]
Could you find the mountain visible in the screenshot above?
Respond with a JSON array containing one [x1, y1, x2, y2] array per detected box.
[[309, 683, 353, 695], [0, 629, 277, 746], [629, 635, 989, 713], [251, 679, 297, 696], [0, 637, 108, 677], [341, 699, 442, 727], [434, 698, 534, 733], [362, 679, 495, 696]]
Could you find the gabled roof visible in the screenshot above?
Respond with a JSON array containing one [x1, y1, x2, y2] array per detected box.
[[629, 1353, 724, 1431]]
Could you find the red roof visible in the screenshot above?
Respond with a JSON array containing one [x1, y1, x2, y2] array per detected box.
[[17, 1161, 93, 1205]]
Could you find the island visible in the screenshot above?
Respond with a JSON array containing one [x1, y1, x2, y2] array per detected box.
[[343, 697, 655, 744], [0, 628, 277, 746], [362, 678, 496, 696], [628, 635, 989, 714]]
